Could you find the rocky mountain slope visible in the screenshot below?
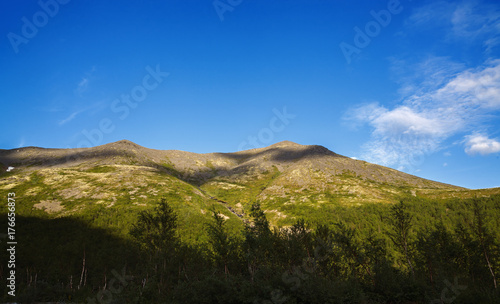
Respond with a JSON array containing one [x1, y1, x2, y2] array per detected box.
[[0, 140, 497, 234]]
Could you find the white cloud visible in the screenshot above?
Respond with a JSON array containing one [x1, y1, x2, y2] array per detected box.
[[464, 134, 500, 155], [345, 1, 500, 170], [347, 60, 500, 169], [371, 106, 447, 137], [436, 60, 500, 109], [343, 102, 386, 129]]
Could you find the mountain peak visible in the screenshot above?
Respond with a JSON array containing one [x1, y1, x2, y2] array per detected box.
[[113, 139, 137, 145], [267, 141, 335, 156], [269, 141, 303, 148], [105, 139, 144, 148]]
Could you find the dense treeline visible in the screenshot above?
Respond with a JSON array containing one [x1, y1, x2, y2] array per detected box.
[[1, 195, 499, 303]]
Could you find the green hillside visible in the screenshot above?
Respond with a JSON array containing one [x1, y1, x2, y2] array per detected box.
[[0, 140, 499, 303]]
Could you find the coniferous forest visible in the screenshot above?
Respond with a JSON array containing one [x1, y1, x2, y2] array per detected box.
[[1, 195, 499, 303]]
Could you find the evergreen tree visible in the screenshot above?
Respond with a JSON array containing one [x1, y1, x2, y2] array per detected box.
[[388, 201, 415, 277], [333, 221, 374, 283], [130, 198, 179, 254], [471, 200, 497, 289], [130, 198, 180, 297], [243, 203, 274, 279], [205, 209, 240, 275]]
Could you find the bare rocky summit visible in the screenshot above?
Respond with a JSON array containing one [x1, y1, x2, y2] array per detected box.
[[0, 139, 459, 189]]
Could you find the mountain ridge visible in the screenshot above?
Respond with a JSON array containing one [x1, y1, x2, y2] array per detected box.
[[2, 139, 500, 232], [0, 139, 462, 189]]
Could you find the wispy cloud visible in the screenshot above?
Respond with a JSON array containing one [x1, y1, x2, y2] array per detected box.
[[346, 59, 500, 169], [76, 77, 89, 95], [407, 1, 455, 29], [75, 66, 96, 96], [389, 56, 466, 98], [464, 133, 500, 155], [57, 98, 110, 127], [450, 1, 500, 40], [484, 37, 500, 55], [58, 110, 82, 126], [407, 0, 500, 53], [18, 137, 26, 148]]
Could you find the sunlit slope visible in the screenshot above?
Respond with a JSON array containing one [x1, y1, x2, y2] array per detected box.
[[1, 140, 497, 229]]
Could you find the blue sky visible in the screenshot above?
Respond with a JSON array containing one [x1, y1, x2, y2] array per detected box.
[[1, 0, 499, 189]]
